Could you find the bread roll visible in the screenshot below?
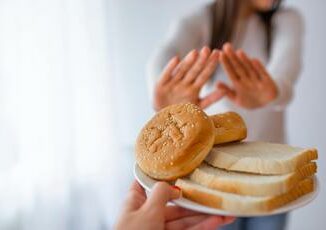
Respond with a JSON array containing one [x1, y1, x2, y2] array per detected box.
[[135, 103, 215, 180], [205, 141, 318, 174], [209, 112, 247, 145]]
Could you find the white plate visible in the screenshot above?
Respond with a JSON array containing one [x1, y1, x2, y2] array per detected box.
[[134, 164, 319, 217]]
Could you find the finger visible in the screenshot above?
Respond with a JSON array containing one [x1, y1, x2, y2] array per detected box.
[[123, 181, 147, 212], [143, 182, 181, 210], [216, 82, 233, 94], [193, 49, 220, 88], [170, 50, 198, 84], [165, 206, 200, 222], [251, 58, 271, 82], [223, 43, 248, 80], [199, 88, 226, 109], [158, 56, 180, 85], [189, 216, 227, 230], [166, 214, 211, 230], [216, 82, 236, 101], [220, 52, 240, 86], [236, 50, 260, 81], [183, 46, 211, 84]]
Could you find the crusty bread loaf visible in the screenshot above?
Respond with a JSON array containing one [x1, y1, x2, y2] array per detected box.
[[135, 103, 215, 180], [209, 112, 247, 145], [190, 162, 317, 196], [175, 177, 314, 214], [205, 142, 318, 175]]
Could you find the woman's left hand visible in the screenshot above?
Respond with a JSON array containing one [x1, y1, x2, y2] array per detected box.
[[218, 43, 278, 109]]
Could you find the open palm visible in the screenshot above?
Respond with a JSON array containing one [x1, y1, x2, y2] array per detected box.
[[218, 44, 278, 109], [154, 47, 226, 111]]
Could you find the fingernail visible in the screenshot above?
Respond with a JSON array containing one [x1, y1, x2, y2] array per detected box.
[[212, 49, 219, 56], [172, 56, 179, 63], [224, 43, 232, 52], [187, 50, 195, 57], [192, 50, 199, 58], [201, 47, 210, 55], [171, 185, 182, 198], [201, 46, 207, 51], [171, 185, 181, 191]]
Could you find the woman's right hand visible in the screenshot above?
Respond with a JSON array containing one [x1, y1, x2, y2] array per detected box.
[[153, 47, 226, 111]]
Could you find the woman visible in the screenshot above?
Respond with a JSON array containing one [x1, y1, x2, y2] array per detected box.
[[147, 0, 303, 229]]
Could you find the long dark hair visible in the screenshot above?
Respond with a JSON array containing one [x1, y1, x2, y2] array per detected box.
[[210, 0, 282, 55]]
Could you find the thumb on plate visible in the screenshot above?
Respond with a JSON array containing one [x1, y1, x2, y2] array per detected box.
[[143, 182, 181, 210]]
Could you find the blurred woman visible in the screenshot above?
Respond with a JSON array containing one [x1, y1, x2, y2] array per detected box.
[[147, 0, 303, 229]]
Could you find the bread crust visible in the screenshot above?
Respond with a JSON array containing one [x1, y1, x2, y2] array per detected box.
[[205, 142, 318, 174], [175, 177, 314, 214], [190, 162, 317, 196], [135, 103, 214, 180]]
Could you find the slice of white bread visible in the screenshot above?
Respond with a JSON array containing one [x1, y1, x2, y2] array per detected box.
[[175, 177, 314, 214], [190, 162, 317, 196], [205, 142, 318, 175]]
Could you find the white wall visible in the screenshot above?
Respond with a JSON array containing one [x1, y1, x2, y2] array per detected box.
[[110, 0, 212, 146], [286, 0, 326, 229], [111, 0, 326, 229]]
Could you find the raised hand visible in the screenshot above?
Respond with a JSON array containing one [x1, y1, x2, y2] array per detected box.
[[218, 43, 278, 109], [153, 47, 226, 111]]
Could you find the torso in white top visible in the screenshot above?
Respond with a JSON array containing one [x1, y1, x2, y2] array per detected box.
[[147, 4, 304, 143]]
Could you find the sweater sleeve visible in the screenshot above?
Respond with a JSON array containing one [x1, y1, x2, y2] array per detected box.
[[146, 5, 212, 103], [266, 8, 304, 110]]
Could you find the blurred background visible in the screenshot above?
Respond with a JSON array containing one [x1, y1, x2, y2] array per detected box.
[[0, 0, 325, 229]]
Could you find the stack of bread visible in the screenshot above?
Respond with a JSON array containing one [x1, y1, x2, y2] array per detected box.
[[135, 103, 318, 214]]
